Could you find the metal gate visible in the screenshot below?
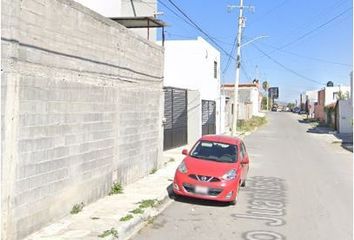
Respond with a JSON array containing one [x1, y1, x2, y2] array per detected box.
[[202, 100, 216, 135], [163, 87, 188, 150]]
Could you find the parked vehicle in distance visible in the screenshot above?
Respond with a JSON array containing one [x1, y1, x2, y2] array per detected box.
[[173, 135, 249, 205], [292, 107, 300, 113], [299, 110, 307, 114], [271, 106, 277, 111]]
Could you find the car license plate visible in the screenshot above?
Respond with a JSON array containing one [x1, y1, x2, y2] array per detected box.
[[195, 186, 208, 194]]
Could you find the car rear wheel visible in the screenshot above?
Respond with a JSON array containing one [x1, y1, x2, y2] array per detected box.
[[241, 179, 246, 187]]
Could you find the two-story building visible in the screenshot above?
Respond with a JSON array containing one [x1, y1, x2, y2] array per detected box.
[[161, 37, 225, 149], [314, 85, 350, 124]]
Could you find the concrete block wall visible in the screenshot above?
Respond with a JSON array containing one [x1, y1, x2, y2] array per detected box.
[[1, 0, 164, 239]]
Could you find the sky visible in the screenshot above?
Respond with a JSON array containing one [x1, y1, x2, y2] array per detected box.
[[155, 0, 353, 103]]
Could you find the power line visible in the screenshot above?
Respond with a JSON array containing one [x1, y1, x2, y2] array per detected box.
[[251, 43, 325, 85], [165, 0, 233, 57], [158, 1, 235, 47], [287, 0, 349, 36], [271, 7, 352, 53], [158, 0, 198, 31], [222, 36, 237, 74], [258, 42, 352, 67], [248, 0, 289, 27]]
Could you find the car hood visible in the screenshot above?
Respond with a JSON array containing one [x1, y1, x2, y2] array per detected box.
[[184, 156, 237, 177]]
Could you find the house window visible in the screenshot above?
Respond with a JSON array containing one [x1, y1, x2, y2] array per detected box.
[[214, 61, 217, 79]]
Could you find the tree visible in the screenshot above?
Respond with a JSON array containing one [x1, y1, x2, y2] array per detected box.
[[262, 81, 269, 92], [262, 81, 269, 110], [261, 96, 268, 110], [287, 103, 295, 110]]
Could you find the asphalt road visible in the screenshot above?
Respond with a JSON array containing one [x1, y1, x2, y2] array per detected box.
[[131, 112, 353, 240]]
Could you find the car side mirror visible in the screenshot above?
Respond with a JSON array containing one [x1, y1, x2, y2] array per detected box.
[[182, 149, 188, 155]]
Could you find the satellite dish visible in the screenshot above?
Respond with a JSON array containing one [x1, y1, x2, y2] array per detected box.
[[327, 81, 334, 87]]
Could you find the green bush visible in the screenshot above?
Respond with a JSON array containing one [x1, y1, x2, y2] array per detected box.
[[109, 182, 123, 195], [70, 202, 84, 214], [130, 208, 144, 214], [138, 199, 158, 209], [120, 214, 133, 222], [98, 228, 118, 238]]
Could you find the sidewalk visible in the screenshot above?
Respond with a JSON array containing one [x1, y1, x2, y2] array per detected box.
[[25, 145, 191, 240], [25, 132, 250, 240]]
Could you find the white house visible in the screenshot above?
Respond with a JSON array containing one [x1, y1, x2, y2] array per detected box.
[[336, 73, 353, 134], [73, 0, 159, 40], [301, 90, 318, 117], [161, 37, 224, 147], [222, 83, 262, 132]]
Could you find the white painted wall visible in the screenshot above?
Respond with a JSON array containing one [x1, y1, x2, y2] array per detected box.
[[305, 90, 318, 102], [74, 0, 122, 17], [337, 100, 353, 133], [324, 86, 350, 106], [73, 0, 157, 39], [162, 37, 224, 134], [250, 88, 260, 116]]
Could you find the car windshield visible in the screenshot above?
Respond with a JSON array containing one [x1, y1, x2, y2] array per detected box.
[[190, 140, 238, 163]]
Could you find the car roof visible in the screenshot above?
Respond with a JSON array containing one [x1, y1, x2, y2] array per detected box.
[[199, 134, 242, 145]]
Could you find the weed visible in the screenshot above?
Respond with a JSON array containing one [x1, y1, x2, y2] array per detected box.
[[138, 199, 158, 209], [70, 202, 84, 214], [98, 228, 118, 238], [130, 208, 144, 214], [120, 214, 134, 222], [91, 217, 100, 220], [237, 116, 267, 132], [168, 158, 175, 162], [150, 168, 157, 174], [109, 182, 123, 195]]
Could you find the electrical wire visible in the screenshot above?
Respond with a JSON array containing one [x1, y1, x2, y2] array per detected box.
[[270, 7, 353, 54], [222, 36, 237, 74], [251, 43, 325, 85], [165, 0, 234, 58], [258, 42, 352, 67]]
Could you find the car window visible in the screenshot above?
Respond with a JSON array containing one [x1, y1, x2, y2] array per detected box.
[[190, 140, 238, 163]]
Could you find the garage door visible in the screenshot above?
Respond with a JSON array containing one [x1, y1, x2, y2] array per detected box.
[[163, 87, 188, 150], [202, 100, 216, 135]]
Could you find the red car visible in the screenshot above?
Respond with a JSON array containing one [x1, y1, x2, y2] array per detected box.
[[173, 135, 249, 205]]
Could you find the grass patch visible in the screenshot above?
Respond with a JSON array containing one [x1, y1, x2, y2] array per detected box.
[[109, 182, 123, 195], [98, 228, 118, 238], [91, 217, 100, 220], [120, 214, 134, 222], [138, 199, 158, 209], [70, 202, 84, 214], [168, 158, 175, 162], [237, 116, 267, 132], [130, 208, 144, 214], [150, 168, 157, 174]]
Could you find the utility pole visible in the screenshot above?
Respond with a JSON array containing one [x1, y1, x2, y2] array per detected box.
[[231, 0, 245, 137]]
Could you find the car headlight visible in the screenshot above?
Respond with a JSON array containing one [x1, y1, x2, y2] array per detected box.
[[177, 161, 188, 174], [222, 169, 237, 181]]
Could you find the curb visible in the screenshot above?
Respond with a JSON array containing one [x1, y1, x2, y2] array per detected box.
[[116, 195, 173, 240]]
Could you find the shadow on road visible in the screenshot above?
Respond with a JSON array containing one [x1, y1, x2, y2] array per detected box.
[[166, 183, 230, 207], [298, 120, 353, 152]]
